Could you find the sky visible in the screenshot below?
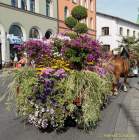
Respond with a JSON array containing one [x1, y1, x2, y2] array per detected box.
[[97, 0, 139, 23]]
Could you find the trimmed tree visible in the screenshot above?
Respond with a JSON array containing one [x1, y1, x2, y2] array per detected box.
[[74, 23, 88, 34], [71, 6, 87, 21], [65, 16, 77, 29], [64, 5, 88, 35]]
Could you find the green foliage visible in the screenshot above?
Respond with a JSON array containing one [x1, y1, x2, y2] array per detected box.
[[8, 67, 38, 118], [65, 16, 77, 29], [71, 6, 87, 21], [120, 37, 139, 50], [64, 5, 88, 35], [65, 32, 78, 39], [74, 23, 88, 34], [56, 71, 111, 129], [64, 47, 88, 70], [119, 36, 139, 57], [53, 37, 64, 54], [7, 67, 112, 130]]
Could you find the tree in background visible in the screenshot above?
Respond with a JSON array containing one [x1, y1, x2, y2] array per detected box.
[[120, 37, 139, 56]]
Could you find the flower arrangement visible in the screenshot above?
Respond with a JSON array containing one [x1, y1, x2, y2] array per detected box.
[[8, 33, 113, 132], [15, 39, 52, 65], [26, 68, 69, 129], [8, 68, 111, 130], [61, 35, 102, 70]]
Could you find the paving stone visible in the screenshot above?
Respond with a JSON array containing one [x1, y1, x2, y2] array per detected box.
[[127, 126, 139, 140], [128, 120, 139, 126], [135, 117, 139, 121], [128, 110, 139, 115]]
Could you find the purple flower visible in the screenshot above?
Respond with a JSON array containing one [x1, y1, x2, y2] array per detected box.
[[15, 39, 52, 64], [44, 80, 54, 88], [86, 54, 95, 62], [44, 87, 52, 94], [61, 35, 102, 65], [42, 68, 55, 77], [54, 69, 67, 79], [94, 66, 107, 77]]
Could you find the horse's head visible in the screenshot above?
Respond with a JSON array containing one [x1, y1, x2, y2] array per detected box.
[[120, 47, 129, 59]]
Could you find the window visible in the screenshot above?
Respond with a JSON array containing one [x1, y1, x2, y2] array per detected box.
[[9, 25, 23, 37], [86, 17, 89, 27], [64, 6, 69, 19], [11, 0, 17, 7], [21, 0, 26, 10], [84, 0, 87, 8], [30, 0, 35, 12], [46, 0, 50, 16], [90, 18, 93, 29], [119, 27, 123, 35], [102, 27, 109, 36], [29, 28, 40, 39], [133, 31, 136, 38], [90, 0, 93, 11], [80, 0, 83, 6], [102, 45, 110, 52], [45, 30, 52, 39], [127, 29, 130, 36]]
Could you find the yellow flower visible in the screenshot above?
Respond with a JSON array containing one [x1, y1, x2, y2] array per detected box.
[[35, 67, 46, 75], [50, 58, 70, 71], [87, 61, 94, 65]]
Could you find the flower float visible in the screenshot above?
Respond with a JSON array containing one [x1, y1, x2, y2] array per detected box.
[[8, 34, 112, 132]]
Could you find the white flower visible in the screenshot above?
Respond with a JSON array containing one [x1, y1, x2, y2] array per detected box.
[[41, 108, 45, 113], [30, 101, 34, 105], [35, 111, 39, 117], [50, 108, 54, 114], [41, 119, 48, 128], [46, 108, 50, 112], [38, 119, 42, 125], [35, 104, 39, 109]]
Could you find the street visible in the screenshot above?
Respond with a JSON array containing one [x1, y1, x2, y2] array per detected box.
[[0, 74, 139, 140]]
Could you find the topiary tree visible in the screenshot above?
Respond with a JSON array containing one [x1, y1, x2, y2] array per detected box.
[[65, 16, 77, 29], [71, 5, 87, 21], [74, 23, 88, 34], [65, 32, 78, 39], [64, 5, 88, 35]]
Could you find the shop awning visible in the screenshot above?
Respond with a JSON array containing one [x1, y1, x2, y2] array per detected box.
[[7, 34, 23, 44]]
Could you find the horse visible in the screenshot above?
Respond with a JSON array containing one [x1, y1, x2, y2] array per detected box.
[[112, 55, 129, 95], [103, 47, 130, 95]]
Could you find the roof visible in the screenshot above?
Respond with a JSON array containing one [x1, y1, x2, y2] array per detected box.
[[97, 12, 139, 28]]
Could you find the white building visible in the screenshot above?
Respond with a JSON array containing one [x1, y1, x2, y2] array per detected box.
[[96, 12, 139, 51]]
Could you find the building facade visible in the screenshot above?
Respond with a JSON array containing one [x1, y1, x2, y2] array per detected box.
[[97, 12, 139, 51], [0, 0, 58, 66], [58, 0, 96, 37]]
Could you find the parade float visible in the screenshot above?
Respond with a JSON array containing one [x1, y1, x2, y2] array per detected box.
[[7, 34, 112, 131], [7, 6, 113, 132]]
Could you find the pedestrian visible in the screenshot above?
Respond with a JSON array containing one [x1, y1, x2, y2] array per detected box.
[[13, 53, 18, 67], [16, 54, 27, 68]]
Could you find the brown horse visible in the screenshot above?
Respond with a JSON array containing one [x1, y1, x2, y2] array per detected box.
[[111, 55, 129, 95], [103, 50, 129, 95]]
